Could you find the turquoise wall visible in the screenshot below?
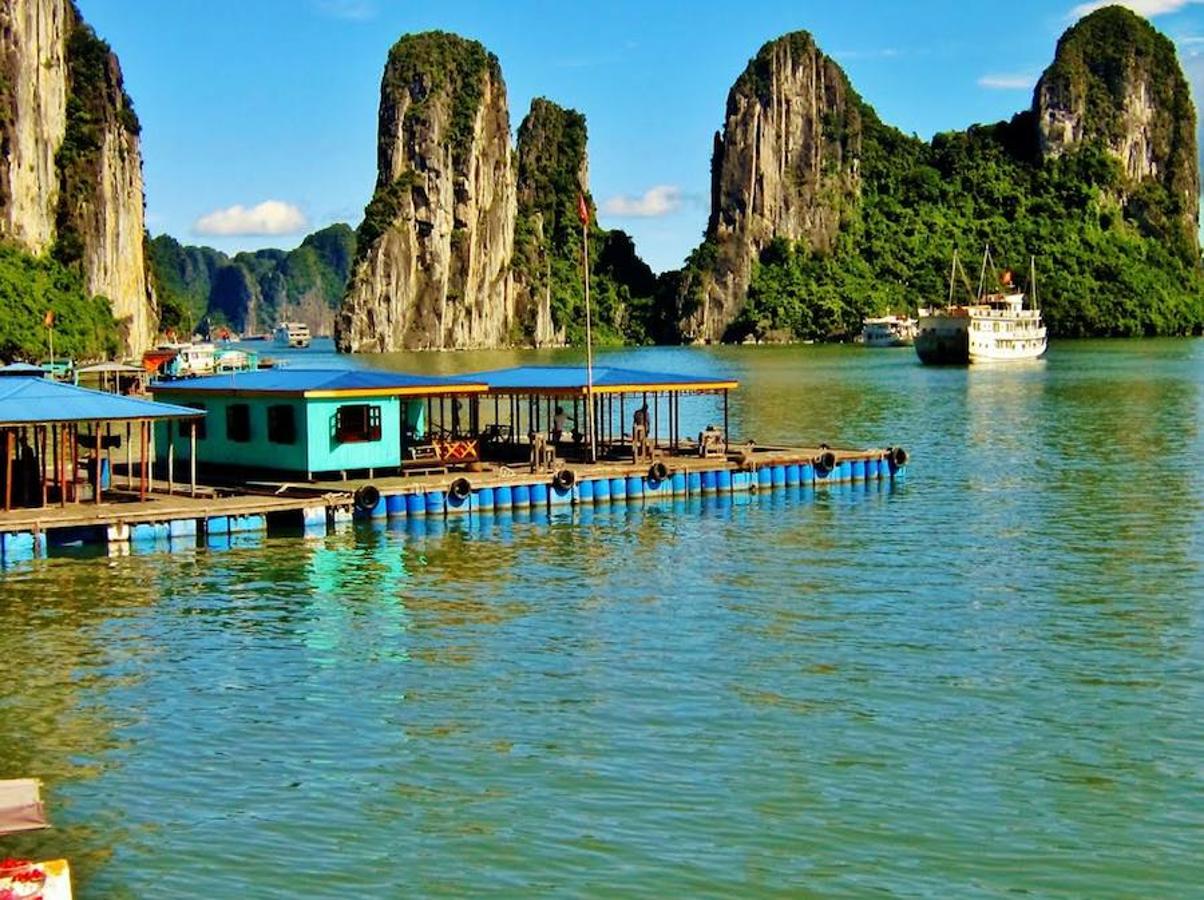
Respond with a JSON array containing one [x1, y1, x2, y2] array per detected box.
[[152, 391, 401, 475], [305, 396, 401, 472]]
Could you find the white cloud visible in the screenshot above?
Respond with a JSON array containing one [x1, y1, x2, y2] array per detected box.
[[193, 200, 307, 237], [312, 0, 377, 21], [601, 185, 683, 218], [978, 73, 1038, 90], [1071, 0, 1202, 18]]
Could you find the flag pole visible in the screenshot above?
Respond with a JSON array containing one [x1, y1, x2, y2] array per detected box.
[[579, 193, 596, 463]]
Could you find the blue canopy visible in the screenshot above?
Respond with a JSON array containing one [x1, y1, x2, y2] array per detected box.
[[0, 377, 204, 425], [456, 365, 739, 394], [150, 368, 487, 396]]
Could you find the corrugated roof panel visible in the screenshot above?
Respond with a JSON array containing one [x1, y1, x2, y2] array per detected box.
[[458, 365, 739, 392], [150, 368, 485, 395], [0, 377, 204, 424]]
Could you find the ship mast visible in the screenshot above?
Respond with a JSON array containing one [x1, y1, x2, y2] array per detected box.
[[976, 244, 989, 300], [1030, 255, 1038, 310], [948, 248, 958, 305]]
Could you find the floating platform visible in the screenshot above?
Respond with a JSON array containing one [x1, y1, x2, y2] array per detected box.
[[0, 445, 906, 565]]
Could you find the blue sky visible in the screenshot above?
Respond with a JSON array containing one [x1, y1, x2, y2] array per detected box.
[[81, 0, 1204, 272]]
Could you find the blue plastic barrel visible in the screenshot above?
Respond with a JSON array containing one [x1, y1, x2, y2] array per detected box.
[[838, 461, 853, 482], [785, 464, 801, 486], [671, 471, 687, 495], [405, 493, 425, 516], [577, 479, 595, 503], [610, 477, 628, 500], [476, 487, 495, 512], [757, 468, 772, 488], [626, 475, 644, 499], [799, 463, 815, 485], [593, 478, 610, 502], [530, 482, 549, 506], [512, 484, 531, 507], [851, 459, 866, 481], [716, 469, 732, 491], [385, 494, 405, 517], [701, 470, 717, 492], [770, 465, 786, 487], [424, 491, 444, 516], [494, 485, 512, 507], [687, 471, 702, 494]]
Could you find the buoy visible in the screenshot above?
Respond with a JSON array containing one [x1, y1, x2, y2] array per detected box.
[[353, 484, 381, 512], [648, 461, 669, 483], [814, 450, 837, 474], [449, 477, 472, 500], [553, 468, 576, 490]]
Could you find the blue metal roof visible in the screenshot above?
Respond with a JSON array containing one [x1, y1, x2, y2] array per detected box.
[[457, 365, 739, 393], [0, 377, 204, 425], [149, 368, 486, 395]]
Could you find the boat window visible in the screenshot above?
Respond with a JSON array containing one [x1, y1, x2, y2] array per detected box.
[[267, 405, 296, 445], [227, 403, 252, 443], [186, 403, 207, 440], [335, 404, 382, 444]]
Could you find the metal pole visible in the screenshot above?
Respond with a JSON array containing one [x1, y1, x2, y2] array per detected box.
[[167, 421, 175, 496], [723, 390, 729, 454], [582, 216, 596, 462]]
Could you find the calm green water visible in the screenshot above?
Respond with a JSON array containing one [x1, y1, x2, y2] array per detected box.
[[2, 341, 1202, 897]]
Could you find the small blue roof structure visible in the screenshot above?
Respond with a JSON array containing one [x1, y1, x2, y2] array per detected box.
[[0, 362, 47, 377], [150, 368, 487, 397], [457, 365, 739, 395], [0, 377, 204, 425]]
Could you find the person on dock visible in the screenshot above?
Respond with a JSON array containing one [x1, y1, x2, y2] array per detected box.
[[552, 406, 567, 445], [698, 424, 724, 458], [632, 403, 650, 462]]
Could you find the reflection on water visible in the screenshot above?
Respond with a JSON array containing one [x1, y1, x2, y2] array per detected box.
[[2, 340, 1203, 896]]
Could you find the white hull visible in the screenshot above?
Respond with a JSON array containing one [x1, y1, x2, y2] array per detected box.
[[918, 291, 1046, 365]]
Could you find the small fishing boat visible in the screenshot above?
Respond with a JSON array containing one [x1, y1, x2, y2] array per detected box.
[[916, 248, 1047, 365], [860, 315, 917, 347], [274, 322, 311, 349]]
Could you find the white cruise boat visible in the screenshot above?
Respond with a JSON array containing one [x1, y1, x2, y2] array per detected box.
[[860, 315, 917, 347], [274, 322, 311, 348], [916, 249, 1047, 365]]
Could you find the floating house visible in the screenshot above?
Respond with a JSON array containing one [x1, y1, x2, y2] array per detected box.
[[150, 369, 488, 479], [0, 376, 204, 510]]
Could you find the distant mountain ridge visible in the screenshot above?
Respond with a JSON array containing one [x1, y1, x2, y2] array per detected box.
[[148, 224, 356, 337]]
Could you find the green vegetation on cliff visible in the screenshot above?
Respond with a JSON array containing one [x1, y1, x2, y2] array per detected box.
[[722, 8, 1202, 342], [0, 243, 117, 360], [54, 6, 140, 270], [734, 109, 1202, 340], [383, 32, 498, 171], [512, 98, 667, 345], [149, 224, 356, 335]]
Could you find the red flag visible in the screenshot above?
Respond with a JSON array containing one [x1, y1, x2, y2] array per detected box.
[[43, 310, 54, 328], [576, 193, 589, 226]]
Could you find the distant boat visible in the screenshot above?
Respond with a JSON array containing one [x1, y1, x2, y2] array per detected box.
[[916, 248, 1047, 365], [143, 342, 218, 378], [274, 322, 311, 349], [860, 315, 917, 347]]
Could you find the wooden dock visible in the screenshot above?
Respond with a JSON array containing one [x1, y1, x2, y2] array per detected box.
[[0, 444, 906, 564]]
